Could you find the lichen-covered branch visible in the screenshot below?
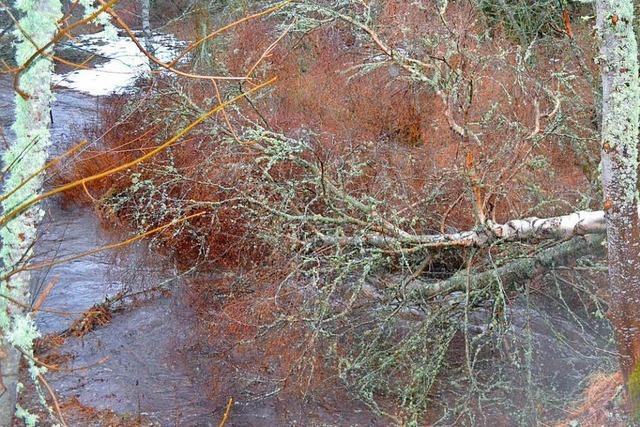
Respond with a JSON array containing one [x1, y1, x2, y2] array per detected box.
[[0, 1, 62, 425], [240, 128, 608, 253], [408, 234, 605, 299]]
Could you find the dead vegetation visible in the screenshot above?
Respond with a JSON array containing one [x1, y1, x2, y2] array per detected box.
[[557, 372, 627, 427], [33, 335, 73, 373], [67, 304, 113, 338], [49, 0, 615, 424]]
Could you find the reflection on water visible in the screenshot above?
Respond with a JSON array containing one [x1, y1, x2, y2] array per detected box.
[[54, 31, 186, 96]]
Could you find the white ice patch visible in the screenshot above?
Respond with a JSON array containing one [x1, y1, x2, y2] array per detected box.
[[53, 31, 186, 96]]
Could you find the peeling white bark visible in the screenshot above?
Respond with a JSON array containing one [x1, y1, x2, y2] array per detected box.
[[321, 210, 610, 249], [487, 210, 606, 241]]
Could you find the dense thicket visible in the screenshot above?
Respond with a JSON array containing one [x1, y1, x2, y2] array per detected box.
[[55, 1, 620, 424]]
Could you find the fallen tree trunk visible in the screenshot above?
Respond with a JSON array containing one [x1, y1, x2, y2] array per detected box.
[[408, 234, 606, 300], [320, 210, 609, 249], [248, 130, 608, 251]]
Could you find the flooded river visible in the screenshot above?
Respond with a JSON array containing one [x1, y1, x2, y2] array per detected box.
[[0, 35, 219, 425], [0, 28, 622, 426], [0, 39, 377, 425]]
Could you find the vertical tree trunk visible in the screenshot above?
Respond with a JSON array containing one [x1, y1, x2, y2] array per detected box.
[[194, 0, 213, 70], [0, 0, 61, 423], [141, 0, 155, 58], [596, 0, 640, 420]]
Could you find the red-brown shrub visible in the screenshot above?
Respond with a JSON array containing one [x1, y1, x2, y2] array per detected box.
[[55, 2, 602, 421]]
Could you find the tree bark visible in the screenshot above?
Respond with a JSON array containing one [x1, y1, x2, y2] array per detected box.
[[0, 0, 61, 423], [141, 0, 155, 59], [408, 235, 605, 300], [596, 0, 640, 420], [318, 209, 612, 249], [193, 0, 213, 69]]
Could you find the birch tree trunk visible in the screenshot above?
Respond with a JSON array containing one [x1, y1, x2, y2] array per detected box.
[[0, 0, 61, 423], [194, 0, 213, 69], [596, 0, 640, 420], [141, 0, 155, 59]]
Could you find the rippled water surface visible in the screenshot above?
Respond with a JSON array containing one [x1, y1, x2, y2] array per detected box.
[[1, 67, 221, 424]]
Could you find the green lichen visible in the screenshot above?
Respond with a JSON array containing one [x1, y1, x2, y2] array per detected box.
[[2, 0, 62, 321], [7, 314, 39, 349], [0, 0, 61, 424], [0, 1, 118, 421], [15, 404, 38, 427], [598, 0, 640, 206], [628, 363, 640, 421], [77, 0, 118, 40], [597, 1, 640, 423]]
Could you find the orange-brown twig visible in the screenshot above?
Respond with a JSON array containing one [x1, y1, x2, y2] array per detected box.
[[2, 211, 206, 280], [37, 373, 67, 426], [168, 1, 292, 69], [98, 0, 250, 82], [0, 139, 89, 204], [32, 277, 59, 313], [218, 397, 234, 427], [0, 77, 276, 229], [563, 9, 574, 39]]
